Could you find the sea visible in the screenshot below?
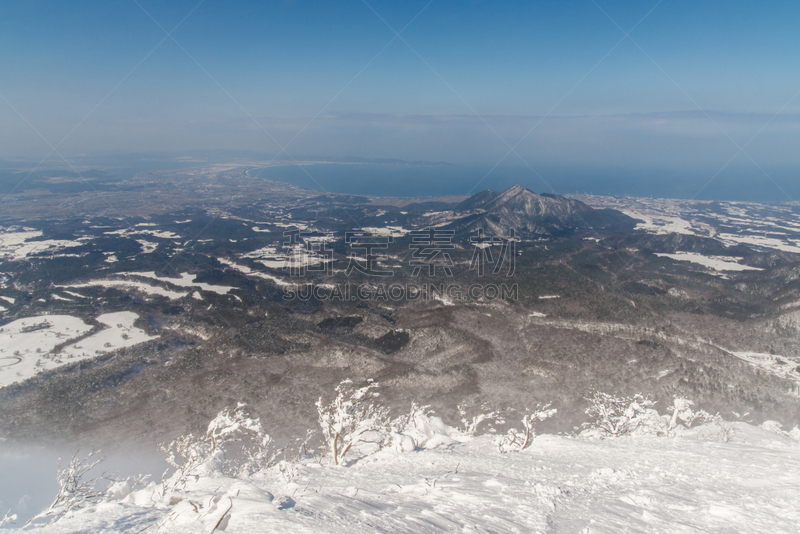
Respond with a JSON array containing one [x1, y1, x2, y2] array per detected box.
[[249, 162, 800, 202]]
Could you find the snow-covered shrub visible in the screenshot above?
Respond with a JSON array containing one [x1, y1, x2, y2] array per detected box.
[[206, 403, 274, 476], [25, 450, 110, 527], [691, 411, 747, 443], [161, 403, 272, 495], [285, 428, 317, 463], [387, 401, 463, 450], [457, 401, 504, 437], [702, 413, 737, 443], [1, 510, 17, 526], [101, 473, 151, 505], [758, 419, 800, 440], [760, 420, 785, 434], [661, 397, 716, 435], [275, 460, 299, 483], [386, 401, 431, 452], [666, 397, 694, 433], [390, 401, 431, 433], [316, 379, 390, 465], [496, 404, 557, 453], [584, 391, 660, 437]]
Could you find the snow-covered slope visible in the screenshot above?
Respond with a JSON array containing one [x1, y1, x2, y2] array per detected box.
[[6, 425, 799, 533]]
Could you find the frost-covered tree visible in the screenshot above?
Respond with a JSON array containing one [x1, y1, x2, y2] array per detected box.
[[663, 397, 716, 436], [1, 510, 17, 526], [316, 379, 389, 465], [760, 420, 800, 440], [25, 450, 109, 527], [384, 401, 464, 452], [698, 412, 738, 443], [584, 391, 660, 437], [457, 401, 503, 437], [666, 397, 696, 433], [161, 403, 272, 494], [496, 404, 557, 453]]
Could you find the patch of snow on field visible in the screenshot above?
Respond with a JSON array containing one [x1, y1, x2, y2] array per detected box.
[[273, 221, 309, 230], [0, 312, 157, 387], [118, 272, 234, 295], [60, 311, 157, 360], [0, 315, 92, 387], [716, 233, 800, 254], [361, 226, 410, 237], [136, 240, 159, 254], [655, 252, 762, 272], [106, 228, 181, 240], [727, 351, 800, 384], [242, 244, 332, 270], [621, 211, 698, 236], [0, 228, 85, 261], [241, 246, 284, 268], [63, 280, 188, 300], [217, 258, 295, 289]]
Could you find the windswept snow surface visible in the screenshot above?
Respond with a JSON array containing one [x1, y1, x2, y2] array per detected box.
[[7, 427, 800, 533]]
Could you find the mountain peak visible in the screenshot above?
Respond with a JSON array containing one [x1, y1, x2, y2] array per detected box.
[[503, 184, 530, 195], [449, 185, 635, 237], [493, 185, 541, 204]]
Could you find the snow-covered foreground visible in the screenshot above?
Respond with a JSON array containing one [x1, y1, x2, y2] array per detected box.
[[7, 424, 799, 534]]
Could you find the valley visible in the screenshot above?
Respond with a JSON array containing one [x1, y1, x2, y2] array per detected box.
[[1, 165, 800, 446]]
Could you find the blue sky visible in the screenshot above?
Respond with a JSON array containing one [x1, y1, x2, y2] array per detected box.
[[2, 0, 800, 194]]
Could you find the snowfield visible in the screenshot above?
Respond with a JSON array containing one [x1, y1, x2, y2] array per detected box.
[[0, 312, 156, 388], [654, 252, 762, 272], [116, 272, 236, 296], [59, 311, 158, 361], [578, 196, 800, 254], [0, 315, 93, 388], [60, 273, 237, 301], [216, 258, 296, 289], [62, 280, 188, 300], [4, 425, 799, 534], [0, 228, 86, 261]]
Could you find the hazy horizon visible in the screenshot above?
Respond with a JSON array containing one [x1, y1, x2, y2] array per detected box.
[[2, 154, 798, 202], [3, 1, 800, 202]]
